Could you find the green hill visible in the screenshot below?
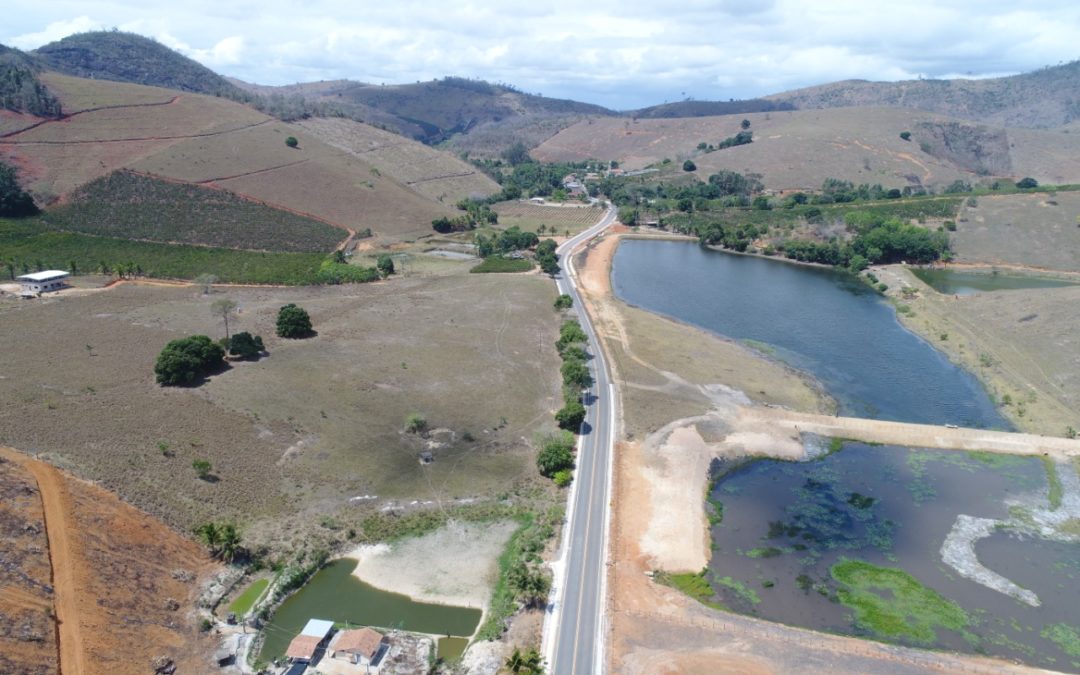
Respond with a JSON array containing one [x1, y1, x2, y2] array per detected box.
[[33, 31, 247, 100], [630, 99, 794, 119], [0, 44, 61, 117], [767, 61, 1080, 129]]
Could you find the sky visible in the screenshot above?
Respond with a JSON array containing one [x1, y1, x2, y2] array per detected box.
[[4, 1, 1080, 110]]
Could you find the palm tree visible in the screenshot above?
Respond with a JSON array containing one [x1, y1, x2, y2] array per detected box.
[[218, 523, 241, 563], [196, 522, 221, 553]]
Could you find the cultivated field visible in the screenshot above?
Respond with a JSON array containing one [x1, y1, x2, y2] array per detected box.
[[493, 201, 603, 236], [533, 108, 1080, 191], [951, 191, 1080, 270], [0, 447, 215, 674], [42, 170, 346, 252], [296, 117, 500, 203], [0, 274, 562, 552]]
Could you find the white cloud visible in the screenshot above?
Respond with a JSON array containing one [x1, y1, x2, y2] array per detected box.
[[2, 0, 1080, 109]]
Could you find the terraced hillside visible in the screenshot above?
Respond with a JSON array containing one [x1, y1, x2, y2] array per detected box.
[[533, 107, 1080, 191], [0, 73, 489, 241]]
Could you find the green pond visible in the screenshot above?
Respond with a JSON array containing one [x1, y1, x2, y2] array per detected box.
[[259, 559, 481, 663], [706, 442, 1080, 671], [912, 267, 1079, 295]]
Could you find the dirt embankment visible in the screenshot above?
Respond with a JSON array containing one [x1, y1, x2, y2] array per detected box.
[[570, 234, 1041, 673], [0, 446, 217, 675]]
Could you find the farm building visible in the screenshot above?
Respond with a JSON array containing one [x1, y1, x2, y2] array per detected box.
[[329, 627, 387, 667], [286, 618, 335, 664], [17, 270, 69, 296]]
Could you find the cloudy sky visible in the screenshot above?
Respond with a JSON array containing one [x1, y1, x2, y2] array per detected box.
[[4, 1, 1079, 109]]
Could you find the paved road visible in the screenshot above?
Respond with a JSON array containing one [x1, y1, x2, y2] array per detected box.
[[548, 204, 618, 674]]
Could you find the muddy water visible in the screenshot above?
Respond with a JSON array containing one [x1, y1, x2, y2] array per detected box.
[[912, 267, 1079, 295], [611, 240, 1080, 669], [258, 559, 480, 663]]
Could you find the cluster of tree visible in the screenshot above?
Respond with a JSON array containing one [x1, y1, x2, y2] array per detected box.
[[604, 170, 764, 210], [535, 239, 559, 276], [0, 52, 62, 117], [195, 521, 243, 562], [504, 647, 544, 674], [475, 226, 539, 257], [314, 258, 381, 284], [537, 430, 576, 480], [432, 200, 498, 233], [717, 130, 753, 149], [226, 331, 265, 360], [0, 160, 39, 217], [552, 319, 590, 437], [154, 335, 225, 386], [777, 216, 950, 269], [472, 159, 596, 201], [820, 178, 902, 203]]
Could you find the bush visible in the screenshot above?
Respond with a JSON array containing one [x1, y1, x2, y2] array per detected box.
[[554, 294, 573, 310], [0, 160, 39, 217], [404, 413, 427, 434], [376, 254, 394, 277], [276, 303, 312, 338], [192, 458, 212, 479], [227, 331, 264, 359], [553, 469, 573, 487], [899, 131, 911, 141], [537, 431, 575, 477], [285, 136, 298, 148], [682, 159, 697, 172], [556, 399, 587, 430], [1016, 177, 1038, 189], [154, 335, 225, 386]]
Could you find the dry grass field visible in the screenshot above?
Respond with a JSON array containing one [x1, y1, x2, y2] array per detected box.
[[952, 191, 1080, 270], [296, 117, 500, 203], [533, 108, 1080, 191], [493, 201, 603, 236], [0, 274, 562, 551]]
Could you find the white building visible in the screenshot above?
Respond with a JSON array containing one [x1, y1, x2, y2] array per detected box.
[[17, 270, 69, 296]]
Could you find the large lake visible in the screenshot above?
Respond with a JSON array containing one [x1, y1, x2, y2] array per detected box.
[[611, 240, 1080, 669]]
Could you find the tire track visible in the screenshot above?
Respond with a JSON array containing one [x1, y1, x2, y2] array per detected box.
[[0, 96, 180, 139]]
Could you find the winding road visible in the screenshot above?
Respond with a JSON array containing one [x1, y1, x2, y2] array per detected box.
[[544, 203, 619, 674]]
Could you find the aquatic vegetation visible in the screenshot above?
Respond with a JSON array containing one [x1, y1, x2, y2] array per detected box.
[[715, 575, 761, 605], [1041, 623, 1080, 659], [744, 547, 783, 558], [831, 560, 973, 644], [1042, 457, 1063, 510], [656, 569, 724, 610]]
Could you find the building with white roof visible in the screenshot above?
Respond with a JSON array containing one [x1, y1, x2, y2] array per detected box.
[[17, 270, 69, 296]]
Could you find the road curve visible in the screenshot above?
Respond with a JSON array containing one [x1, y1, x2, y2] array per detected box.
[[545, 204, 619, 674]]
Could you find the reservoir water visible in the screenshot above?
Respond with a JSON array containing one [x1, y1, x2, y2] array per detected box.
[[912, 267, 1079, 296], [611, 240, 1080, 669]]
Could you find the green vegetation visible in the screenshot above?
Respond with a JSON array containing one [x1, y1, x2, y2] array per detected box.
[[656, 569, 724, 610], [477, 510, 559, 640], [0, 47, 61, 117], [536, 238, 559, 277], [900, 131, 912, 141], [504, 647, 544, 674], [227, 578, 269, 618], [39, 171, 345, 252], [745, 547, 782, 558], [276, 304, 313, 338], [192, 458, 213, 480], [682, 159, 696, 172], [717, 130, 753, 149], [154, 335, 225, 386], [1016, 177, 1039, 190], [536, 431, 575, 477], [830, 560, 972, 644], [404, 413, 427, 434], [313, 259, 381, 284], [285, 136, 299, 148], [227, 331, 265, 360], [1042, 623, 1080, 658], [376, 254, 395, 277], [195, 521, 242, 562], [552, 469, 572, 487], [715, 575, 761, 605], [470, 256, 534, 273], [553, 294, 573, 310], [555, 399, 586, 430], [0, 161, 39, 218], [1042, 457, 1063, 510]]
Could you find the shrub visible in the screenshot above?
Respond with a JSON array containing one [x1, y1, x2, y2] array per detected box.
[[285, 136, 299, 148], [404, 413, 427, 434], [1016, 177, 1038, 189], [899, 131, 911, 141], [537, 431, 575, 477], [683, 159, 697, 172], [553, 469, 573, 487], [556, 399, 587, 430], [276, 303, 312, 338], [227, 331, 264, 359], [554, 294, 573, 310], [192, 458, 212, 479], [154, 335, 225, 386], [376, 254, 395, 277]]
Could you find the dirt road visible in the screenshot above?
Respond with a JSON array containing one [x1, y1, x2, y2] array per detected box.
[[0, 447, 86, 675]]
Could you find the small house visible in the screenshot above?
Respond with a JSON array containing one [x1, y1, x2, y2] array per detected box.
[[17, 270, 69, 296], [329, 627, 388, 667], [529, 197, 546, 204], [285, 618, 335, 664]]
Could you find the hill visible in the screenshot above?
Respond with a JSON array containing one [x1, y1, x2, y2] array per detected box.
[[32, 31, 247, 100], [532, 107, 1080, 191], [0, 45, 61, 117], [629, 98, 795, 119], [0, 73, 499, 241], [766, 61, 1080, 129]]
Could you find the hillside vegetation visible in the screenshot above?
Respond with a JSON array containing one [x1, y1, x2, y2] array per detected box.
[[767, 60, 1080, 129], [0, 45, 61, 117], [42, 170, 346, 252], [33, 31, 247, 100], [629, 98, 795, 119], [533, 107, 1080, 190]]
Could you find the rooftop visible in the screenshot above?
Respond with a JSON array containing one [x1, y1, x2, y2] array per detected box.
[[300, 618, 335, 638], [286, 635, 321, 661], [331, 627, 385, 658], [17, 270, 70, 282]]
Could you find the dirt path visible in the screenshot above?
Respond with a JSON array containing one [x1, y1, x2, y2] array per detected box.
[[0, 447, 86, 675]]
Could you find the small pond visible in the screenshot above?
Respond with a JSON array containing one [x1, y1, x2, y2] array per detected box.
[[912, 268, 1079, 295], [259, 559, 481, 663], [706, 442, 1080, 670]]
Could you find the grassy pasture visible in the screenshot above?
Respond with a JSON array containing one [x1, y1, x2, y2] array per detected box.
[[952, 191, 1080, 270], [42, 170, 346, 252], [0, 275, 562, 551], [493, 201, 602, 236]]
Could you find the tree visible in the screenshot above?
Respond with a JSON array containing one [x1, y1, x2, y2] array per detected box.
[[506, 647, 545, 674], [377, 254, 395, 277], [556, 399, 586, 430], [0, 160, 39, 217], [194, 273, 218, 295], [227, 331, 264, 359], [276, 303, 313, 338], [285, 136, 299, 148], [538, 253, 560, 277], [741, 118, 751, 130], [1016, 177, 1038, 189], [196, 522, 220, 551], [502, 141, 532, 166], [561, 359, 592, 390], [553, 294, 573, 310], [900, 131, 912, 141], [154, 335, 225, 386], [217, 523, 241, 563], [682, 159, 697, 172], [192, 458, 212, 480], [405, 412, 427, 434], [211, 298, 238, 340]]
